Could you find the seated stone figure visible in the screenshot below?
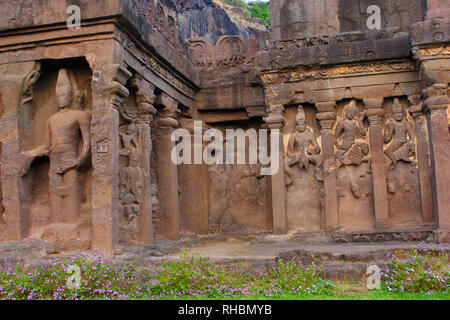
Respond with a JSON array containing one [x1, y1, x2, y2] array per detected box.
[[21, 69, 91, 223], [284, 106, 322, 186]]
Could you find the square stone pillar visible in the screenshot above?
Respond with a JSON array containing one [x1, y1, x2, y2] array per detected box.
[[89, 62, 132, 255], [177, 119, 209, 235], [424, 84, 450, 241], [0, 61, 40, 240], [154, 93, 181, 240], [408, 95, 434, 224], [364, 98, 390, 229], [135, 80, 158, 244], [315, 102, 339, 231], [264, 109, 287, 234]]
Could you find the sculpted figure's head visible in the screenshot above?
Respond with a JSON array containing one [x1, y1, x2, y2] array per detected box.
[[296, 106, 307, 132], [344, 100, 358, 120], [392, 98, 403, 122], [55, 69, 73, 110]]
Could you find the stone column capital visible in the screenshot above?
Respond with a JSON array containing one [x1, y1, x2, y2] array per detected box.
[[363, 98, 385, 126], [315, 101, 337, 113], [424, 83, 449, 114], [408, 95, 425, 119]]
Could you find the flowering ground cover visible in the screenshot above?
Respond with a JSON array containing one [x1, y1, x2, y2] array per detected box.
[[0, 249, 448, 300]]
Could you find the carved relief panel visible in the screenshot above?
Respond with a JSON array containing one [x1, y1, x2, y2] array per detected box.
[[20, 61, 93, 249], [284, 105, 324, 231], [382, 97, 422, 226], [118, 75, 156, 244], [334, 99, 375, 231]]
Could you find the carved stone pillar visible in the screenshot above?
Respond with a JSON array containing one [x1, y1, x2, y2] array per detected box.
[[408, 95, 434, 224], [155, 93, 181, 240], [315, 102, 339, 231], [0, 61, 40, 240], [364, 98, 389, 229], [263, 106, 287, 234], [135, 80, 157, 244], [89, 63, 131, 255], [177, 119, 209, 235], [423, 84, 450, 241]]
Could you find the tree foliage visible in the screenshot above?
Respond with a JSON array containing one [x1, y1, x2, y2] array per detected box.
[[220, 0, 271, 25]]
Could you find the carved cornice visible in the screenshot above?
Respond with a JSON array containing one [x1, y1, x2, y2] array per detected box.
[[119, 31, 195, 97], [259, 61, 418, 85], [412, 46, 450, 60]]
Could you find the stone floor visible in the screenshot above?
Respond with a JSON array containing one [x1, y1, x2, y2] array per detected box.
[[1, 235, 449, 281]]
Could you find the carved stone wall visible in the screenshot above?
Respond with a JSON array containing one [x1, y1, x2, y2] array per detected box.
[[207, 122, 270, 235]]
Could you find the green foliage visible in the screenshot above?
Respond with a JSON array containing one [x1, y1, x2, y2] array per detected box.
[[220, 0, 271, 25], [382, 249, 450, 295], [1, 249, 448, 300], [0, 249, 335, 300]]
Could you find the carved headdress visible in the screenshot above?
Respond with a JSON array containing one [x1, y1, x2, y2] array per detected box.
[[392, 97, 402, 114], [296, 105, 306, 123], [344, 100, 358, 119], [55, 69, 74, 109]]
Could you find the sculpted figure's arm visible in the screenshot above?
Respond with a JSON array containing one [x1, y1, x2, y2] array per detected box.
[[287, 134, 296, 156], [27, 121, 52, 158], [76, 112, 92, 167], [334, 120, 344, 149], [384, 122, 394, 144], [407, 122, 415, 142], [21, 121, 51, 175], [357, 113, 367, 137], [307, 131, 321, 155]]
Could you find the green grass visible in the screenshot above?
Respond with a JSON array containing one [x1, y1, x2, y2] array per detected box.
[[0, 249, 448, 300]]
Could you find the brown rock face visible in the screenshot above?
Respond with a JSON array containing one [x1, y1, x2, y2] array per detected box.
[[270, 0, 426, 40]]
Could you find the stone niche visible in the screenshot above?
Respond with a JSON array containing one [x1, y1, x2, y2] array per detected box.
[[283, 104, 324, 232], [334, 99, 375, 231], [270, 0, 425, 40], [207, 121, 271, 235], [22, 60, 93, 249], [382, 97, 422, 227]]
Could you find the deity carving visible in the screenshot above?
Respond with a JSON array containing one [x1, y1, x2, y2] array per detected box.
[[334, 100, 367, 161], [334, 100, 371, 198], [21, 69, 91, 223], [119, 123, 145, 228], [284, 106, 323, 186], [383, 98, 416, 170]]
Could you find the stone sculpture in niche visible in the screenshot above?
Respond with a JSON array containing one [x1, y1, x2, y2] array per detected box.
[[284, 106, 323, 186], [119, 123, 144, 227], [334, 100, 367, 161], [384, 98, 416, 170], [334, 100, 371, 198], [21, 69, 91, 223]]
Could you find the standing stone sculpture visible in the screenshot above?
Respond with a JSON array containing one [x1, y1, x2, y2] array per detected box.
[[284, 106, 323, 186], [21, 69, 91, 223], [384, 98, 416, 170], [119, 123, 145, 240]]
